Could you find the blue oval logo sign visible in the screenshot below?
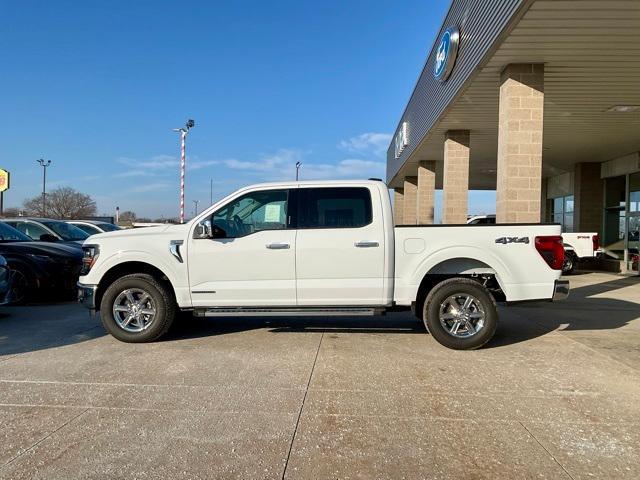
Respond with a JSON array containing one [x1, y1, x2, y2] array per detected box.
[[434, 27, 460, 82]]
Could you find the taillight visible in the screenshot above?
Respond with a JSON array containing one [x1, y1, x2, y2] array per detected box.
[[592, 234, 600, 252], [535, 235, 564, 270]]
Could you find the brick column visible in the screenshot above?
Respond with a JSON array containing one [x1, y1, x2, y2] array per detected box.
[[393, 188, 404, 226], [574, 162, 603, 233], [442, 131, 470, 224], [402, 177, 418, 225], [417, 161, 436, 224], [496, 64, 544, 223]]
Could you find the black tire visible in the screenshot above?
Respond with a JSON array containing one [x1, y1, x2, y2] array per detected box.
[[8, 265, 35, 305], [100, 273, 176, 343], [423, 278, 498, 350], [562, 251, 577, 275]]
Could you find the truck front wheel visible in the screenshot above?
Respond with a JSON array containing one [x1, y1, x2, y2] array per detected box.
[[423, 278, 498, 350], [100, 274, 176, 343]]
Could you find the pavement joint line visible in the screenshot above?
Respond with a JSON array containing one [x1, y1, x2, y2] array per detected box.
[[519, 421, 576, 480], [0, 407, 90, 470], [281, 330, 325, 480], [0, 380, 632, 400], [0, 404, 638, 426], [0, 403, 299, 415], [0, 379, 609, 393], [0, 379, 307, 391]]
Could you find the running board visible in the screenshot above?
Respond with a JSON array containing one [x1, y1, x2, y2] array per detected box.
[[193, 307, 385, 317]]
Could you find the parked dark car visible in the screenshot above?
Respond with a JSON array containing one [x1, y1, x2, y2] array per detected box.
[[0, 255, 12, 305], [1, 218, 88, 246], [0, 222, 83, 303]]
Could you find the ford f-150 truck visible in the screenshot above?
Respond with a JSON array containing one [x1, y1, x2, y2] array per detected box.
[[78, 180, 569, 350]]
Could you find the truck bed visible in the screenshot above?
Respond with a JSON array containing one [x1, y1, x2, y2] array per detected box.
[[393, 223, 563, 305]]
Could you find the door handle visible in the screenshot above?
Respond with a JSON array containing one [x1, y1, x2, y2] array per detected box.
[[354, 241, 379, 248], [266, 242, 290, 249]]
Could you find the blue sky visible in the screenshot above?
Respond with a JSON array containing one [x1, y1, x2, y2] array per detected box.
[[0, 0, 495, 219]]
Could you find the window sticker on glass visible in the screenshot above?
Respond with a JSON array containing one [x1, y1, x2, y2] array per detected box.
[[264, 204, 282, 222]]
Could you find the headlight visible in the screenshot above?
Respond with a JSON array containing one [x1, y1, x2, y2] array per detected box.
[[81, 244, 100, 275]]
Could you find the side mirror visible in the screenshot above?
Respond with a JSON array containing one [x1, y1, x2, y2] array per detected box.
[[194, 219, 212, 239], [40, 234, 59, 242], [211, 225, 227, 239]]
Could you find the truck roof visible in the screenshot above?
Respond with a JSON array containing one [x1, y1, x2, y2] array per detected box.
[[236, 179, 386, 189]]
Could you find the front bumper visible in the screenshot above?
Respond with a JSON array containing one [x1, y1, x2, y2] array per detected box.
[[552, 279, 570, 301], [77, 282, 98, 310]]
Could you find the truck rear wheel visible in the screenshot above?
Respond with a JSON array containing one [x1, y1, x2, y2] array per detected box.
[[423, 278, 497, 350], [562, 251, 577, 275], [100, 274, 176, 343]]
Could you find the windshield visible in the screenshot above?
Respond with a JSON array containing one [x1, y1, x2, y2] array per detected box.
[[0, 222, 31, 242], [98, 222, 121, 232], [41, 221, 90, 241]]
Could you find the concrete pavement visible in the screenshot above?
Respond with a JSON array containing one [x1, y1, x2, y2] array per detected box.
[[0, 272, 638, 479]]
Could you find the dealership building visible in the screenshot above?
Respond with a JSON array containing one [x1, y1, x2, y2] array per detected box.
[[387, 0, 640, 271]]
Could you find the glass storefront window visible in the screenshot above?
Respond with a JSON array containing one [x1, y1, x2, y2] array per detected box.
[[631, 191, 640, 213], [603, 176, 626, 257], [550, 195, 574, 233], [629, 173, 640, 272]]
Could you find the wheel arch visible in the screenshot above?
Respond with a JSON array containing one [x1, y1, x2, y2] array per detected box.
[[95, 261, 177, 310], [411, 254, 508, 318]]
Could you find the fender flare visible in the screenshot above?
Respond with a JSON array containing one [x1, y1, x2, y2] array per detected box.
[[93, 250, 181, 290], [407, 245, 511, 300]]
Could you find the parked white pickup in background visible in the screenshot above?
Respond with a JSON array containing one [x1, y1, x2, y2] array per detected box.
[[561, 232, 600, 274]]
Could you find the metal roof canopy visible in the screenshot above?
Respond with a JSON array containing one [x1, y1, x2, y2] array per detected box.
[[388, 0, 640, 190]]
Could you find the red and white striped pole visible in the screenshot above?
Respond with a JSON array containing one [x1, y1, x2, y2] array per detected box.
[[173, 119, 194, 224], [179, 130, 186, 223]]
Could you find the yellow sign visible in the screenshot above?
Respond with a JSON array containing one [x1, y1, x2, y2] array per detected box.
[[0, 169, 9, 193]]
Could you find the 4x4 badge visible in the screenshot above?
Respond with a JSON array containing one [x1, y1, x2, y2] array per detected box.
[[495, 237, 530, 245]]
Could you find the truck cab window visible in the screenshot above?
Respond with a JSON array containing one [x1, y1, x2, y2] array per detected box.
[[298, 187, 372, 228], [211, 189, 288, 238]]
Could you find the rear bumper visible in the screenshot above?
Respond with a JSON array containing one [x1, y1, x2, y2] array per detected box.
[[552, 279, 570, 301], [77, 282, 98, 310]]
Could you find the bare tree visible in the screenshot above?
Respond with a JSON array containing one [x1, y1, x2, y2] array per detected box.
[[2, 207, 23, 218], [22, 187, 97, 219], [118, 210, 137, 223]]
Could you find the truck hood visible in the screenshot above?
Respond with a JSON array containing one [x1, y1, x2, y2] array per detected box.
[[85, 224, 190, 243]]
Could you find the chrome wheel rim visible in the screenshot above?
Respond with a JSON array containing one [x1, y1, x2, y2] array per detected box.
[[439, 293, 485, 338], [112, 288, 156, 333], [563, 255, 573, 271]]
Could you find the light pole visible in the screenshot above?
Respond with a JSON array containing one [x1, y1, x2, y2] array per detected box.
[[210, 178, 213, 205], [172, 119, 195, 224], [36, 159, 52, 217], [193, 199, 200, 216], [295, 161, 301, 181]]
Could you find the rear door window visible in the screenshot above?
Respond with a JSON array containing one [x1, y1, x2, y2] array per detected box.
[[298, 187, 372, 229]]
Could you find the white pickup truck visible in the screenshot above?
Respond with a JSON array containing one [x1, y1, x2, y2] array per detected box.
[[78, 180, 569, 350], [561, 232, 600, 274]]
